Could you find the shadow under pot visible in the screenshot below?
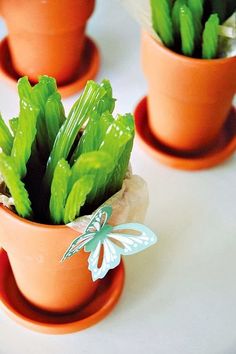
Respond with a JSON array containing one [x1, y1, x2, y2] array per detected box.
[[0, 0, 96, 86], [141, 31, 236, 154]]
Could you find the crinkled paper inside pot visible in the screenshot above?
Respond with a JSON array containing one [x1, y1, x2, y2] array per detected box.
[[218, 12, 236, 58], [67, 173, 149, 232], [0, 174, 14, 209]]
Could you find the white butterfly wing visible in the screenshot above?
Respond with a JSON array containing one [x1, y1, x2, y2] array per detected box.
[[62, 206, 157, 282], [85, 205, 112, 233], [109, 223, 157, 256], [61, 233, 95, 262], [88, 238, 121, 281]]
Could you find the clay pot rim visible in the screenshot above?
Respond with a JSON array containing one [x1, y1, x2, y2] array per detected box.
[[0, 205, 70, 230], [143, 31, 236, 65]]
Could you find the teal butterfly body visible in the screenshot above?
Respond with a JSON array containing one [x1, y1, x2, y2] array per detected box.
[[62, 205, 157, 281]]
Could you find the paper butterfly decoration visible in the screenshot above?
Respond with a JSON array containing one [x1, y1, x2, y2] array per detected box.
[[61, 205, 157, 281]]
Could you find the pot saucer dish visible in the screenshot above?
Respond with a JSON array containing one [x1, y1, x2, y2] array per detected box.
[[0, 249, 124, 334], [134, 97, 236, 171], [0, 36, 100, 98]]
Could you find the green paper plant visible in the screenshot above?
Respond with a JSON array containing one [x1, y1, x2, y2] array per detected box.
[[150, 0, 235, 58], [0, 76, 134, 225]]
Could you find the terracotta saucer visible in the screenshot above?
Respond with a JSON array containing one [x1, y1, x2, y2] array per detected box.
[[0, 36, 100, 98], [0, 249, 124, 334], [134, 97, 236, 171]]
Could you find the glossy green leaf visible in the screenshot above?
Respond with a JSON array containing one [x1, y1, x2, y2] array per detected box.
[[45, 92, 65, 150], [31, 76, 57, 155], [96, 79, 116, 115], [38, 75, 57, 95], [69, 151, 113, 207], [9, 117, 19, 136], [49, 159, 71, 224], [11, 98, 39, 178], [106, 114, 135, 195], [0, 152, 32, 218], [188, 0, 203, 42], [63, 175, 94, 224], [0, 114, 13, 154], [172, 0, 187, 35], [70, 80, 115, 164], [44, 80, 106, 189], [100, 115, 133, 162], [70, 111, 114, 164], [180, 4, 195, 56], [18, 76, 32, 101], [150, 0, 174, 46], [202, 13, 220, 59]]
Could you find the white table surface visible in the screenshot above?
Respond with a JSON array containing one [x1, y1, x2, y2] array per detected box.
[[0, 1, 236, 354]]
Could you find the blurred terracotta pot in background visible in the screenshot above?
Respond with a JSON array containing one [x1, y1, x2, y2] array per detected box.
[[0, 0, 95, 85], [141, 32, 236, 153]]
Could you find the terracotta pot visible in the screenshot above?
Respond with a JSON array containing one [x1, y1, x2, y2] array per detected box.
[[141, 32, 236, 153], [0, 0, 95, 85], [0, 205, 99, 314]]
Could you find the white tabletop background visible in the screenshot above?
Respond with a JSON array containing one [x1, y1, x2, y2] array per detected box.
[[0, 1, 236, 354]]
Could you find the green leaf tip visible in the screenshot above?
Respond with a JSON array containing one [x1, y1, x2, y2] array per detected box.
[[63, 175, 94, 224], [202, 13, 220, 59], [150, 0, 174, 47], [44, 80, 107, 189], [0, 113, 13, 155], [187, 0, 203, 43], [180, 4, 195, 56], [172, 0, 187, 36], [11, 98, 39, 179], [49, 159, 71, 224], [0, 152, 32, 218]]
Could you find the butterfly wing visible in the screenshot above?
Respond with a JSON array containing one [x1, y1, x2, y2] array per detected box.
[[88, 238, 121, 281], [61, 232, 95, 262], [62, 206, 157, 281], [85, 205, 112, 234], [108, 223, 157, 255], [88, 222, 157, 280], [62, 206, 113, 262]]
